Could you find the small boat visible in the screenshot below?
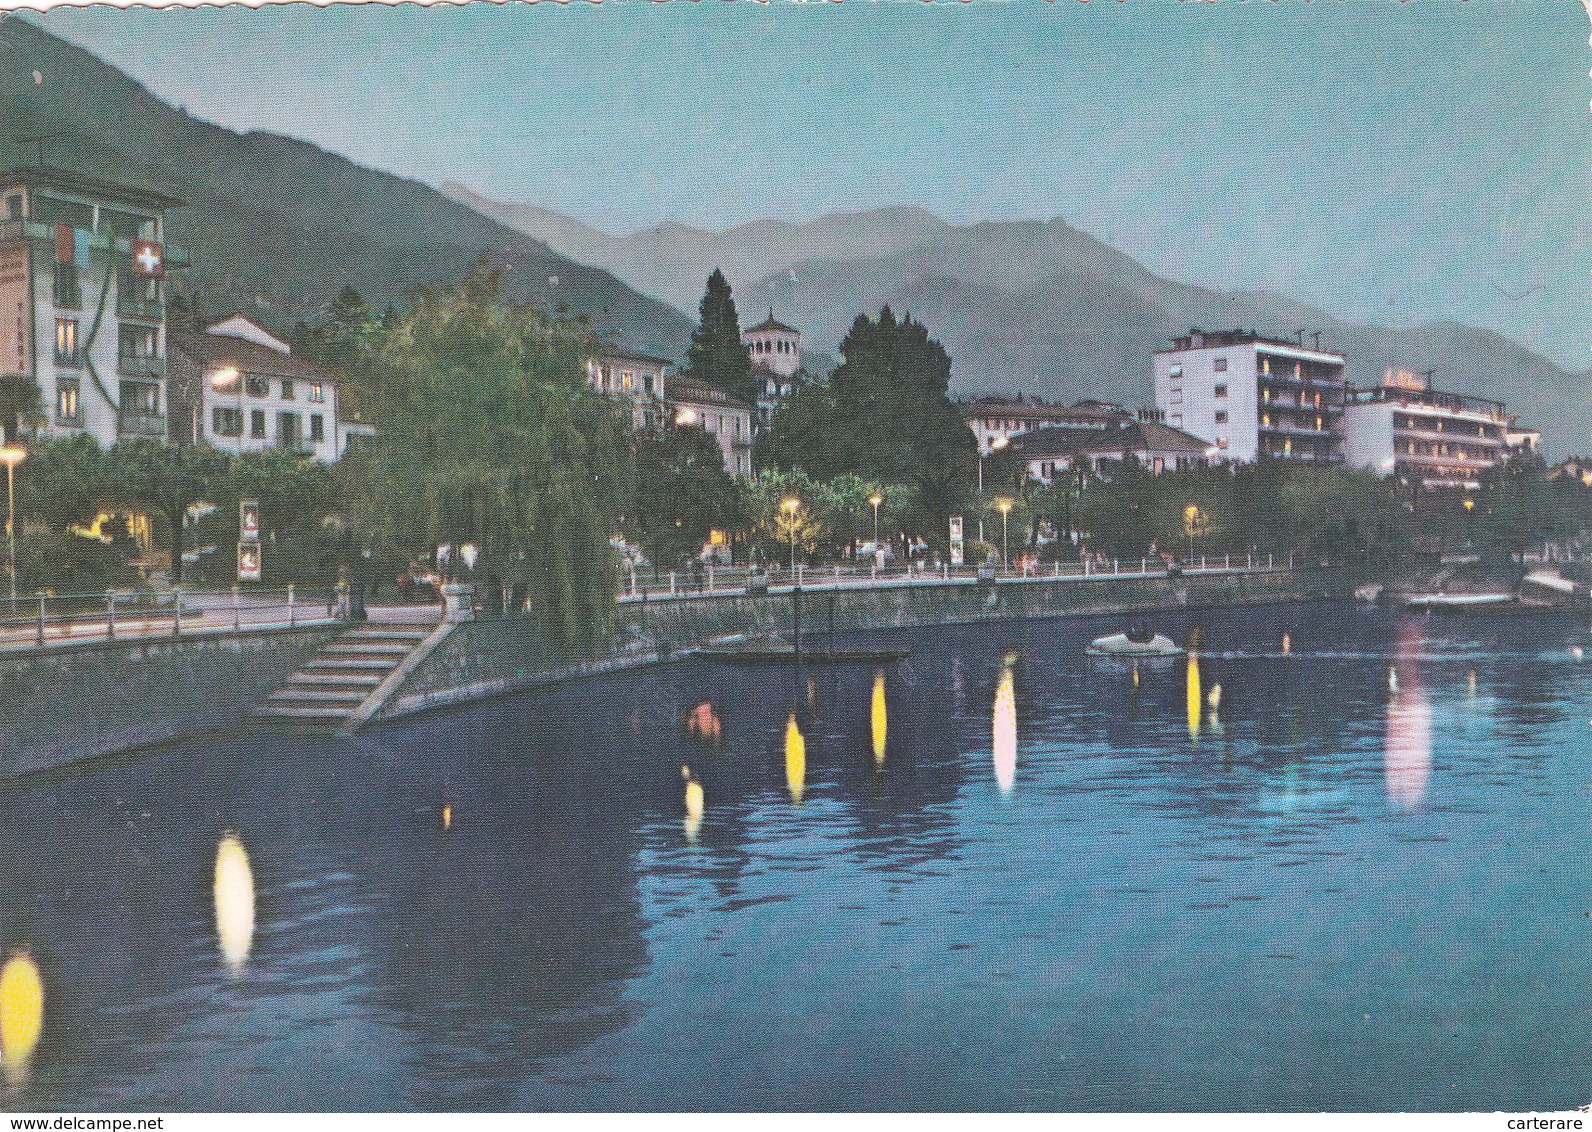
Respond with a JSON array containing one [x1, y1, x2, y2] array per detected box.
[[1400, 592, 1515, 610], [1086, 624, 1185, 658]]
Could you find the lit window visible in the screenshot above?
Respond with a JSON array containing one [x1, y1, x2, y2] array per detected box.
[[1216, 437, 1229, 450], [56, 381, 79, 422], [54, 317, 78, 365], [309, 381, 325, 403]]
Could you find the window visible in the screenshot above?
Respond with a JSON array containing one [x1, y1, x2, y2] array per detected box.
[[119, 381, 158, 415], [212, 407, 243, 437], [278, 411, 300, 446], [53, 262, 80, 310], [309, 381, 325, 404], [250, 409, 266, 438], [54, 318, 79, 365], [4, 195, 20, 221], [309, 413, 324, 442], [1262, 413, 1272, 428], [1213, 358, 1228, 373], [1213, 384, 1228, 399], [1214, 411, 1228, 424], [281, 378, 295, 400], [1216, 437, 1229, 450], [245, 375, 269, 398], [620, 370, 634, 392], [119, 325, 158, 360], [1169, 364, 1183, 378], [1169, 389, 1183, 405], [1262, 389, 1271, 404], [1170, 413, 1183, 427], [56, 380, 79, 424]]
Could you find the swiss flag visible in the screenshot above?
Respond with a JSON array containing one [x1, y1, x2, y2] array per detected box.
[[131, 238, 165, 279]]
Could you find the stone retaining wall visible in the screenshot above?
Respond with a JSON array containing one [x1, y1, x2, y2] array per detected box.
[[0, 627, 337, 776], [377, 566, 1356, 724]]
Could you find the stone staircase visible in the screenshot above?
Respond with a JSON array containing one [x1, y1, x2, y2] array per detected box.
[[253, 624, 434, 733]]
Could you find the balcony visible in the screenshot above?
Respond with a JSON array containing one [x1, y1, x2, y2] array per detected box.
[[118, 410, 167, 439], [117, 297, 165, 322], [118, 353, 166, 379]]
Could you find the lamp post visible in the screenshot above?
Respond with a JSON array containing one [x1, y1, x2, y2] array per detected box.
[[0, 444, 24, 610], [781, 496, 801, 576], [997, 498, 1013, 571], [868, 491, 883, 555], [1184, 504, 1200, 562]]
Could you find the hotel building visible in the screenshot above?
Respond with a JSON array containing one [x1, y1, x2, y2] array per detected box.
[[1338, 368, 1514, 491], [168, 314, 346, 462], [0, 167, 186, 446], [586, 348, 669, 432], [667, 373, 754, 478], [1153, 329, 1347, 463]]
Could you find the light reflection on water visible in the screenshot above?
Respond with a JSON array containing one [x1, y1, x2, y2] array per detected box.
[[2, 603, 1592, 1110]]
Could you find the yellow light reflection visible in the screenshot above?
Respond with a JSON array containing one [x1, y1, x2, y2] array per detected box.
[[1186, 650, 1202, 741], [0, 951, 42, 1086], [871, 671, 888, 767], [785, 713, 806, 803], [685, 701, 722, 745], [993, 660, 1016, 795], [1281, 633, 1291, 655], [681, 765, 705, 842], [214, 833, 256, 972]]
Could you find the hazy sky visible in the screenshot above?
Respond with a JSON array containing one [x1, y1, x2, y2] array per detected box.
[[29, 0, 1592, 371]]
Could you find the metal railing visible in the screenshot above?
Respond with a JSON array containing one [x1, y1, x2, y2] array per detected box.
[[0, 586, 347, 651], [616, 553, 1290, 603]]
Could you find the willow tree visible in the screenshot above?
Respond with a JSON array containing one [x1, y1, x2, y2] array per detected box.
[[342, 271, 632, 653]]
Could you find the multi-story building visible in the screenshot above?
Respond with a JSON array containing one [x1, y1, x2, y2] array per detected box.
[[1338, 368, 1514, 491], [0, 167, 187, 446], [667, 373, 754, 478], [962, 396, 1128, 455], [741, 311, 805, 426], [586, 348, 669, 432], [168, 314, 346, 462], [1153, 328, 1347, 463]]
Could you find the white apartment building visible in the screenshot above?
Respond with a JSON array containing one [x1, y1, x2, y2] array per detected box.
[[1153, 329, 1347, 464], [1338, 368, 1514, 491], [667, 373, 753, 478], [586, 348, 669, 432], [0, 167, 186, 446], [168, 315, 346, 461]]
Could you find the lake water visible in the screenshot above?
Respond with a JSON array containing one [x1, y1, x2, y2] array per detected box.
[[3, 601, 1592, 1111]]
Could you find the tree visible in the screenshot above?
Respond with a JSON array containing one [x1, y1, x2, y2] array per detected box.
[[686, 269, 755, 405], [341, 269, 631, 652], [1476, 450, 1560, 563], [105, 439, 230, 583], [15, 434, 106, 531], [755, 308, 975, 547], [629, 425, 741, 569]]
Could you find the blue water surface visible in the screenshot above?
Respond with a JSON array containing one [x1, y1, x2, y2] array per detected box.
[[3, 601, 1591, 1111]]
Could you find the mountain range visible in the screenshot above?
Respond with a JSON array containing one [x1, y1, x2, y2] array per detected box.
[[445, 183, 1592, 458], [0, 16, 692, 358]]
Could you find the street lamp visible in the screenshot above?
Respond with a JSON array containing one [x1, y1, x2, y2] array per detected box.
[[868, 491, 883, 554], [996, 497, 1013, 571], [0, 444, 24, 610], [781, 496, 801, 576], [979, 435, 1008, 544], [1183, 504, 1200, 562]]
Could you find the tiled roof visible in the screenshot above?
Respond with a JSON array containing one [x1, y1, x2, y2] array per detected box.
[[667, 373, 754, 411], [745, 311, 799, 335], [169, 329, 334, 382], [1014, 419, 1210, 459]]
